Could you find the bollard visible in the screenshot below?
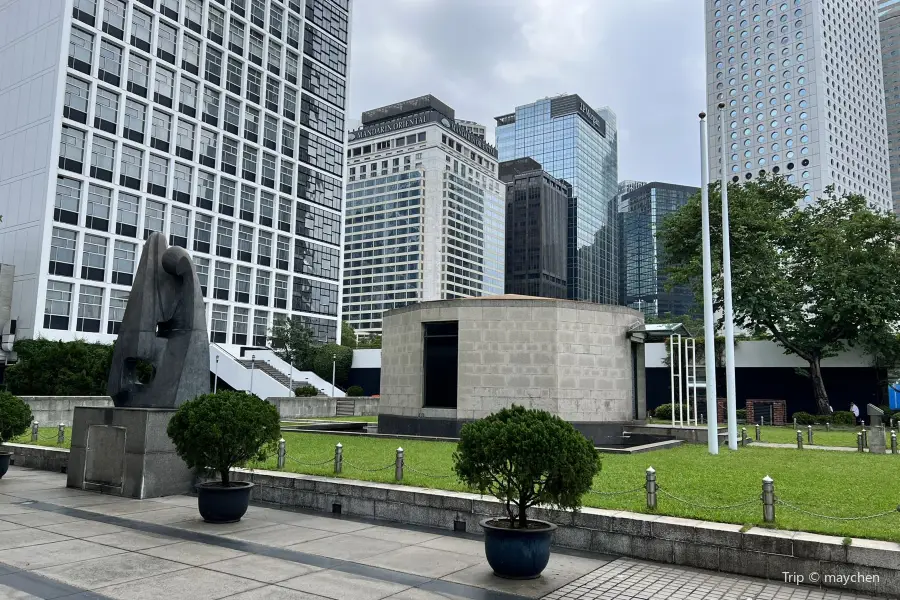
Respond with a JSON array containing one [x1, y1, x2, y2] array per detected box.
[[760, 416, 765, 428], [807, 425, 813, 445], [862, 428, 868, 449], [334, 443, 343, 474], [277, 438, 286, 470], [826, 422, 831, 432], [57, 423, 65, 445], [796, 430, 803, 450], [646, 467, 657, 509], [857, 432, 864, 452], [892, 431, 897, 455], [395, 447, 404, 482], [741, 427, 747, 446], [892, 418, 895, 429], [31, 421, 38, 442], [762, 476, 775, 523], [755, 423, 761, 441], [793, 417, 798, 430]]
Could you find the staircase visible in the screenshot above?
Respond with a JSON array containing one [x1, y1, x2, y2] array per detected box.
[[335, 399, 355, 416], [237, 359, 307, 392]]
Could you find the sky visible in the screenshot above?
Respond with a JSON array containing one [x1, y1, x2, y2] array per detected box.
[[346, 0, 707, 187]]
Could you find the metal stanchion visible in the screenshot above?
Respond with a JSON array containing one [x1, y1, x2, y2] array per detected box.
[[862, 428, 868, 449], [395, 447, 404, 482], [31, 421, 38, 442], [825, 422, 831, 432], [755, 423, 760, 441], [762, 476, 775, 523], [892, 431, 897, 455], [57, 423, 65, 445], [796, 430, 803, 450], [646, 467, 657, 509], [857, 432, 864, 452], [741, 427, 747, 446], [277, 438, 286, 469], [334, 443, 343, 474], [807, 425, 813, 445]]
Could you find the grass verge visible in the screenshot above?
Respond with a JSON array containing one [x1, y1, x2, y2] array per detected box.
[[280, 416, 377, 425], [9, 427, 72, 449]]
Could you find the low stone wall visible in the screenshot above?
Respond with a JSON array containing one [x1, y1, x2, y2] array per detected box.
[[4, 443, 68, 473], [352, 396, 379, 416], [21, 396, 113, 427], [229, 469, 900, 598], [270, 396, 379, 418]]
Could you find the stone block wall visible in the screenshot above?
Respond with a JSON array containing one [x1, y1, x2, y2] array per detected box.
[[746, 399, 787, 425], [22, 396, 113, 426]]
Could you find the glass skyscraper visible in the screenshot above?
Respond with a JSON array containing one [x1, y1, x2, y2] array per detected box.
[[495, 94, 618, 304]]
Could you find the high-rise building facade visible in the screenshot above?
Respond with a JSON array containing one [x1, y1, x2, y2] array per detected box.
[[495, 94, 618, 304], [0, 0, 351, 345], [499, 157, 570, 299], [879, 0, 900, 213], [619, 182, 699, 318], [455, 119, 486, 139], [706, 0, 892, 212], [343, 95, 504, 336]]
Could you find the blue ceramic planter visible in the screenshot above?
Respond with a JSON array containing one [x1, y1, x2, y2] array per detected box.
[[481, 518, 557, 579], [197, 481, 253, 523], [0, 452, 10, 479]]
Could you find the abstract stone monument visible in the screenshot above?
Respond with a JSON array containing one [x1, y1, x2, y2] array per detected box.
[[68, 233, 207, 498]]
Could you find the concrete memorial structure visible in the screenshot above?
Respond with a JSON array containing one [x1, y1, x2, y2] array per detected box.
[[378, 295, 647, 442], [68, 233, 208, 498]]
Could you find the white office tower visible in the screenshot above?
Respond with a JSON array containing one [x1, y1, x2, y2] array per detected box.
[[343, 95, 505, 337], [0, 0, 352, 349], [706, 0, 892, 210]]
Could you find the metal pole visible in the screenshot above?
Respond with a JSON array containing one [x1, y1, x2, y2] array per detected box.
[[57, 423, 65, 446], [677, 334, 684, 427], [892, 431, 897, 455], [741, 427, 747, 446], [862, 427, 868, 449], [807, 425, 813, 445], [334, 443, 343, 474], [825, 421, 830, 432], [395, 447, 404, 482], [289, 360, 294, 393], [762, 476, 775, 523], [718, 103, 737, 451], [277, 438, 286, 469], [793, 417, 797, 430], [250, 354, 256, 394], [857, 432, 864, 452], [669, 335, 675, 427], [31, 421, 38, 442], [755, 423, 760, 441], [699, 112, 719, 455], [331, 353, 336, 397], [646, 467, 657, 509], [796, 430, 803, 450]]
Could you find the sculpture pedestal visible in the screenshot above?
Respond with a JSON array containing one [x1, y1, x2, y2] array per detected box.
[[67, 407, 193, 499]]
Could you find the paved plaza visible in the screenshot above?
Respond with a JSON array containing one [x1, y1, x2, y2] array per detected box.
[[0, 467, 876, 600]]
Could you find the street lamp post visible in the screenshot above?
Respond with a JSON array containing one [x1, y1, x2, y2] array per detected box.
[[250, 353, 256, 395], [718, 102, 738, 451], [699, 112, 719, 455], [331, 353, 336, 397], [214, 355, 219, 393]]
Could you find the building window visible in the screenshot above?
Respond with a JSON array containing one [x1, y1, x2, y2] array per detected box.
[[75, 285, 103, 333], [261, 153, 276, 189], [303, 23, 347, 75], [283, 87, 297, 121], [240, 184, 256, 221], [265, 77, 280, 112], [184, 0, 203, 34], [224, 97, 241, 135], [202, 87, 220, 126], [102, 0, 126, 38], [232, 307, 249, 344], [200, 128, 218, 168], [44, 281, 73, 330], [194, 213, 212, 253], [244, 106, 260, 142], [258, 230, 272, 266], [205, 46, 223, 86], [151, 110, 172, 152], [55, 176, 81, 225], [170, 206, 190, 248], [123, 99, 146, 143], [287, 13, 300, 49], [232, 0, 246, 17], [59, 126, 86, 174], [182, 34, 201, 77], [85, 184, 111, 231], [238, 225, 253, 262], [81, 234, 107, 281], [176, 120, 195, 160], [144, 199, 165, 239], [247, 66, 262, 104], [157, 21, 177, 64], [302, 57, 345, 109], [179, 77, 198, 118], [116, 192, 139, 237], [147, 154, 168, 197], [221, 137, 239, 176], [127, 53, 150, 97], [68, 27, 94, 74], [64, 76, 90, 124], [267, 39, 282, 76], [263, 114, 278, 150], [226, 58, 243, 95], [242, 146, 258, 181], [49, 227, 77, 277], [274, 274, 288, 309], [291, 276, 338, 316], [285, 51, 299, 85], [107, 289, 128, 334], [217, 219, 234, 258], [154, 66, 175, 108], [249, 28, 264, 65], [214, 262, 231, 300], [130, 9, 152, 52], [89, 136, 115, 182], [195, 256, 210, 295], [276, 235, 290, 270], [281, 123, 295, 158], [197, 170, 215, 211], [173, 162, 192, 204], [93, 87, 119, 134], [229, 19, 245, 55], [253, 311, 268, 345], [112, 240, 136, 285], [269, 4, 283, 38], [255, 271, 270, 306], [300, 93, 344, 142], [259, 191, 274, 227], [280, 162, 293, 195], [211, 304, 228, 342], [219, 177, 236, 216], [207, 5, 225, 45], [250, 0, 266, 28], [235, 266, 251, 303]]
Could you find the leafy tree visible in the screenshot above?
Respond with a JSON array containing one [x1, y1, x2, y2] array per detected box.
[[295, 384, 319, 397], [453, 406, 600, 528], [659, 177, 900, 414], [310, 343, 353, 389], [341, 321, 358, 348], [346, 385, 364, 397], [166, 391, 280, 485], [0, 392, 32, 444], [269, 317, 314, 369], [357, 334, 382, 349], [6, 339, 113, 396]]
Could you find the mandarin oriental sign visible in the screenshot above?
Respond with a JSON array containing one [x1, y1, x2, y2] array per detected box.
[[349, 110, 498, 157]]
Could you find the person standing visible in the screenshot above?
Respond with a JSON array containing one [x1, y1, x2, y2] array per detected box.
[[850, 402, 860, 424]]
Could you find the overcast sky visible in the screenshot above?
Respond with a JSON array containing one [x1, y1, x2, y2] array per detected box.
[[347, 0, 707, 187]]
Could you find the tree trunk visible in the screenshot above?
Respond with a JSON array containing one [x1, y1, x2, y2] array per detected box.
[[809, 358, 830, 415], [221, 468, 230, 486]]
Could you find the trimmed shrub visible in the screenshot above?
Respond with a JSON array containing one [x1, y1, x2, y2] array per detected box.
[[6, 339, 113, 396], [167, 391, 280, 484], [736, 408, 747, 421], [453, 405, 600, 528], [0, 392, 32, 444], [346, 385, 364, 397], [830, 411, 856, 426], [792, 411, 817, 425], [310, 344, 353, 388], [653, 403, 688, 421], [295, 384, 319, 397]]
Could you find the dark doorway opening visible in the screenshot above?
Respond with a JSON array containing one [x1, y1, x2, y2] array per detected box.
[[423, 321, 459, 409]]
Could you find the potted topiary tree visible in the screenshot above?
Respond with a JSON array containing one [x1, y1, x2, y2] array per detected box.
[[453, 405, 600, 579], [167, 390, 280, 523], [0, 392, 33, 479]]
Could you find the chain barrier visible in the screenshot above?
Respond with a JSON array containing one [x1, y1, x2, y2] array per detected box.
[[284, 454, 333, 467], [588, 485, 645, 496], [775, 498, 900, 521], [404, 464, 457, 479], [657, 486, 760, 511], [342, 460, 396, 473]]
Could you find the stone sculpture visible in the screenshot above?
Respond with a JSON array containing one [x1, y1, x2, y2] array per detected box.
[[108, 233, 209, 408]]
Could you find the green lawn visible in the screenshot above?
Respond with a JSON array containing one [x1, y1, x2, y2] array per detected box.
[[250, 432, 900, 543], [9, 427, 71, 449], [755, 425, 890, 448], [281, 416, 377, 426]]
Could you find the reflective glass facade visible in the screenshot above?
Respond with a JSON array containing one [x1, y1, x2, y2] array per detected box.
[[495, 95, 618, 304], [619, 182, 698, 318]]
